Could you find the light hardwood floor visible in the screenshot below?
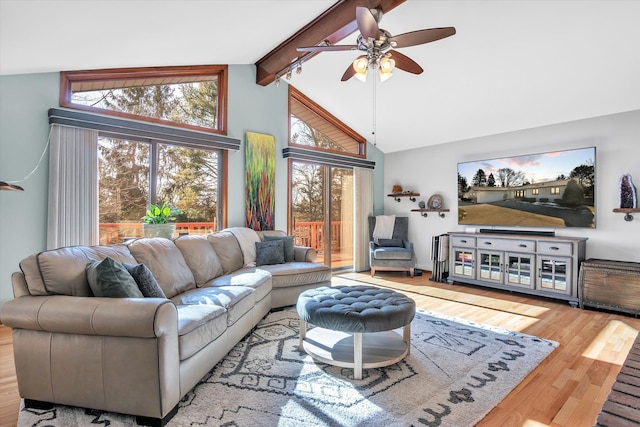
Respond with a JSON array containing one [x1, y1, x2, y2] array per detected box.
[[1, 272, 638, 426]]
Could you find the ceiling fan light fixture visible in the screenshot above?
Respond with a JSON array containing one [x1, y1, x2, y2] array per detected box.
[[379, 69, 393, 82], [352, 57, 369, 82], [354, 70, 368, 82], [380, 56, 395, 72]]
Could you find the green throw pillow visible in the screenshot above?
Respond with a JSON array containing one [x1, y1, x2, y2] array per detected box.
[[123, 263, 166, 298], [255, 240, 285, 266], [86, 257, 144, 298], [263, 235, 295, 262]]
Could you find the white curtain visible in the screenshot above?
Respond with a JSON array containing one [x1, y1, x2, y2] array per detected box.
[[47, 124, 99, 249], [353, 167, 373, 272]]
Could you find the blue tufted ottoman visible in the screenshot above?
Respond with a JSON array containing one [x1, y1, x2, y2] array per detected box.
[[296, 285, 416, 380]]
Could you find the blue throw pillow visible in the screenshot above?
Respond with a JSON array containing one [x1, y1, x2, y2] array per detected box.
[[123, 263, 167, 298], [263, 235, 295, 262], [255, 240, 285, 266], [86, 257, 144, 298], [377, 238, 404, 247]]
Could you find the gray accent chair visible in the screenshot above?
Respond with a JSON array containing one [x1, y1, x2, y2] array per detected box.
[[368, 216, 416, 277]]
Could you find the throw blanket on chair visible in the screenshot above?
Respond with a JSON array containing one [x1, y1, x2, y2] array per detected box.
[[373, 214, 396, 243], [225, 227, 261, 267]]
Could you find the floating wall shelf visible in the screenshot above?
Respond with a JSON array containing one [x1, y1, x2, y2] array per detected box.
[[388, 192, 420, 202], [411, 208, 450, 218], [613, 208, 640, 222]]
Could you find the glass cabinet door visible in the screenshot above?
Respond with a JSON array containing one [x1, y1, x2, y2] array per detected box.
[[478, 250, 503, 284], [537, 256, 571, 294], [453, 249, 475, 278], [506, 253, 535, 289]]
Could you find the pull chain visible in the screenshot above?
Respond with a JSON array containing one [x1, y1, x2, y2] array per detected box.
[[372, 76, 377, 145]]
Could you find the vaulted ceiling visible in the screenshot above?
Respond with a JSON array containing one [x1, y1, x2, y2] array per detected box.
[[2, 0, 639, 153]]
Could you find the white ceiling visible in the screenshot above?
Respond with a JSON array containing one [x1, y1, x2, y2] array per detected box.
[[2, 0, 639, 153]]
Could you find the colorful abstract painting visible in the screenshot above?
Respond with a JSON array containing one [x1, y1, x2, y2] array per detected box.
[[245, 132, 275, 230]]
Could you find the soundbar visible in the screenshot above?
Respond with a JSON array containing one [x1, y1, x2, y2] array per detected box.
[[479, 228, 556, 237]]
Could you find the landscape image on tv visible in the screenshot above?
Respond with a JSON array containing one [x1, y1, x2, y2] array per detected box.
[[457, 147, 595, 228]]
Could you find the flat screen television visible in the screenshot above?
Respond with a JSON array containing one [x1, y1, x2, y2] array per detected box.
[[457, 147, 595, 228]]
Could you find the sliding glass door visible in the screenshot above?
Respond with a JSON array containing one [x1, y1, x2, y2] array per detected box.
[[290, 160, 353, 269]]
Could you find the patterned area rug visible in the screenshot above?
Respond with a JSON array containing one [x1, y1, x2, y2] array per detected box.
[[18, 308, 557, 427]]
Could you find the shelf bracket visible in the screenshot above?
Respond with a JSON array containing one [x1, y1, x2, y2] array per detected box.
[[394, 196, 401, 202], [420, 212, 428, 217], [409, 196, 417, 202], [625, 212, 634, 222], [438, 211, 446, 218]]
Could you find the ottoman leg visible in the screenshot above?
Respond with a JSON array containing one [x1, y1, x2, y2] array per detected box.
[[299, 319, 306, 352], [403, 323, 411, 355], [354, 332, 363, 380]]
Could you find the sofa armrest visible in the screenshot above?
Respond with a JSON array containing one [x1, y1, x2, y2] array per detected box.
[[294, 246, 317, 262], [0, 295, 177, 338]]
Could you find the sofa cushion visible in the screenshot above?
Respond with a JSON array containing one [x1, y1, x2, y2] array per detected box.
[[255, 240, 284, 266], [174, 235, 223, 285], [257, 262, 332, 289], [263, 235, 294, 262], [175, 304, 227, 361], [86, 257, 144, 298], [373, 247, 413, 260], [34, 244, 138, 297], [377, 238, 404, 248], [127, 238, 196, 298], [123, 263, 166, 298], [172, 286, 255, 327], [207, 231, 243, 274], [206, 268, 272, 303]]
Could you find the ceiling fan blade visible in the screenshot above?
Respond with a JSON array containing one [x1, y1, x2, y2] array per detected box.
[[388, 50, 423, 74], [356, 6, 380, 40], [341, 64, 357, 82], [297, 44, 358, 52], [390, 27, 456, 48]]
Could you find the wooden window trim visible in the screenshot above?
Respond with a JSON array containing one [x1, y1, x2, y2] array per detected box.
[[289, 85, 366, 158], [60, 65, 228, 135]]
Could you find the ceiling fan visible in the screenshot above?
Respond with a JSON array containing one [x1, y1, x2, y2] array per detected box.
[[297, 6, 456, 82]]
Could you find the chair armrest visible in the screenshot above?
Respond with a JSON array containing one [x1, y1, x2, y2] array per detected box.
[[0, 295, 177, 338], [294, 246, 317, 262], [403, 240, 414, 253]]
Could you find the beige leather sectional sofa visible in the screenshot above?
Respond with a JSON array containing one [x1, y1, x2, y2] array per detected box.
[[0, 228, 331, 426]]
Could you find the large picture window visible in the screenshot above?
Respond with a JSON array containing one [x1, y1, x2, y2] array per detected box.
[[98, 137, 221, 245], [55, 65, 231, 245]]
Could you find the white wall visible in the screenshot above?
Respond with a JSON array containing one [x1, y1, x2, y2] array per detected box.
[[384, 110, 640, 271]]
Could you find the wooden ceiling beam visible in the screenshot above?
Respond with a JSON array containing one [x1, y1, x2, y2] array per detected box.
[[254, 0, 406, 86]]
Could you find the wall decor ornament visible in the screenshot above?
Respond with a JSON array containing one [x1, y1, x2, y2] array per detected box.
[[619, 173, 638, 209], [428, 194, 443, 209], [245, 132, 276, 230]]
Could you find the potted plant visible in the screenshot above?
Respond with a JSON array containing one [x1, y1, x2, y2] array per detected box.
[[142, 202, 182, 239]]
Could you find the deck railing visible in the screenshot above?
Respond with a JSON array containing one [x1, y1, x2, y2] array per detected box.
[[99, 221, 353, 253]]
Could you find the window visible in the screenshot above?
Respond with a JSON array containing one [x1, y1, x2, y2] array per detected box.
[[289, 86, 365, 157], [58, 65, 231, 244], [551, 187, 561, 195], [61, 65, 228, 134], [98, 137, 221, 245], [532, 188, 539, 195]]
